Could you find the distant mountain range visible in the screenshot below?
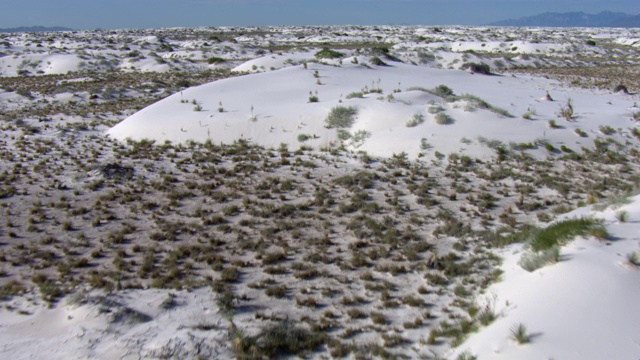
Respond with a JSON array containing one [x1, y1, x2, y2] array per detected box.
[[490, 11, 640, 27], [0, 26, 72, 33]]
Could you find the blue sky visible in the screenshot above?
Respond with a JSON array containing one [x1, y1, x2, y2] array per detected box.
[[2, 0, 639, 29]]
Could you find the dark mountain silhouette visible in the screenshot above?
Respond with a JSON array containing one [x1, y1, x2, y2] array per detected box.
[[0, 26, 72, 33], [490, 11, 640, 28]]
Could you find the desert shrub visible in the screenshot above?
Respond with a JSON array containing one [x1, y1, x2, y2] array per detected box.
[[433, 84, 454, 97], [461, 62, 491, 75], [627, 252, 640, 267], [559, 99, 574, 121], [434, 112, 453, 125], [476, 304, 497, 326], [575, 128, 587, 137], [428, 104, 445, 114], [599, 125, 616, 135], [297, 134, 311, 142], [266, 285, 287, 298], [247, 321, 326, 357], [315, 48, 344, 59], [207, 56, 225, 64], [548, 119, 559, 129], [529, 217, 606, 251], [220, 266, 239, 282], [420, 138, 431, 150], [337, 129, 351, 141], [350, 129, 370, 147], [613, 84, 628, 93], [406, 113, 425, 127], [519, 246, 560, 272], [32, 274, 64, 303], [459, 94, 513, 117], [334, 171, 376, 190], [262, 251, 287, 265], [511, 323, 529, 344], [0, 280, 25, 300], [325, 106, 357, 128], [457, 351, 478, 360], [369, 56, 388, 66], [216, 287, 235, 316], [615, 210, 629, 222], [560, 145, 573, 153], [345, 91, 364, 99]]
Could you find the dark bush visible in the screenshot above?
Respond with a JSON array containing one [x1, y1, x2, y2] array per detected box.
[[461, 62, 491, 75]]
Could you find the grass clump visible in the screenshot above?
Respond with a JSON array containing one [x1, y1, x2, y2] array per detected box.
[[529, 217, 607, 251], [615, 210, 629, 222], [627, 252, 640, 268], [369, 56, 388, 66], [325, 106, 357, 129], [575, 128, 588, 137], [315, 48, 344, 59], [345, 91, 364, 99], [406, 113, 425, 127], [459, 94, 513, 117], [456, 351, 478, 360], [510, 323, 529, 344], [519, 246, 560, 272], [432, 84, 454, 97], [207, 56, 226, 64], [232, 320, 326, 358], [297, 134, 312, 142], [461, 62, 491, 75], [434, 112, 453, 125]]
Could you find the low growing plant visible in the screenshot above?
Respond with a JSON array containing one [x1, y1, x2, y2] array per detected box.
[[325, 106, 357, 129], [510, 323, 529, 344], [529, 217, 607, 251]]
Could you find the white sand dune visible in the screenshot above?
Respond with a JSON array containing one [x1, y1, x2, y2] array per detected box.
[[109, 60, 638, 159], [450, 196, 640, 360]]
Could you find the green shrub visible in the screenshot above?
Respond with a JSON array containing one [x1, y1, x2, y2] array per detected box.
[[406, 113, 425, 127], [519, 246, 560, 272], [510, 323, 529, 344], [457, 351, 478, 360], [461, 62, 491, 75], [599, 125, 616, 135], [476, 304, 497, 325], [345, 91, 364, 99], [530, 217, 607, 251], [325, 106, 357, 128], [433, 84, 454, 97], [369, 56, 388, 66], [220, 266, 239, 282], [207, 56, 226, 64], [459, 94, 513, 117], [265, 285, 287, 298], [575, 128, 588, 137], [428, 104, 445, 114], [315, 48, 344, 59], [615, 210, 629, 222], [434, 112, 453, 125], [627, 251, 640, 267], [233, 320, 326, 358]]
